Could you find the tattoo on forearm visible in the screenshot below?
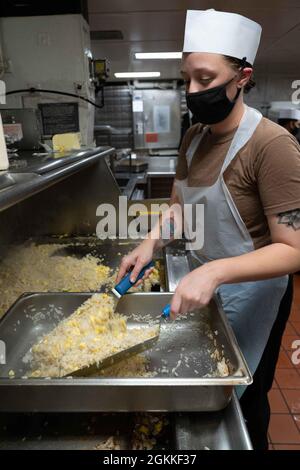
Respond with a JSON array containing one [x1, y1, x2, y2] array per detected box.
[[277, 209, 300, 230]]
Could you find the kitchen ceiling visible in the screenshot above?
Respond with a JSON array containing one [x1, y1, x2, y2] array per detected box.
[[88, 0, 300, 80]]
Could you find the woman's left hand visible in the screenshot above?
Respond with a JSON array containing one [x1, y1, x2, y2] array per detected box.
[[170, 263, 220, 318]]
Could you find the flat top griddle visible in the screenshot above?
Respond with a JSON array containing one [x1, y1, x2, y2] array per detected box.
[[30, 237, 165, 290]]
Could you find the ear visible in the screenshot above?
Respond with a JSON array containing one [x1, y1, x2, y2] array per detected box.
[[237, 67, 253, 88]]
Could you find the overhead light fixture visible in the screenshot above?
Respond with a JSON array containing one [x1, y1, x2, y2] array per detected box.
[[114, 72, 161, 78], [135, 52, 182, 59]]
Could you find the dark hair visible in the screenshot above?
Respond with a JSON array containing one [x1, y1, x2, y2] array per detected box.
[[278, 118, 296, 126], [223, 55, 256, 94]]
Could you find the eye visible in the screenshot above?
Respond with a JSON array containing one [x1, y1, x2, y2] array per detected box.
[[199, 77, 213, 84]]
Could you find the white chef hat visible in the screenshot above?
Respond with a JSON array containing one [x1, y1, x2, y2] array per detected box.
[[183, 9, 262, 65], [279, 108, 300, 120]]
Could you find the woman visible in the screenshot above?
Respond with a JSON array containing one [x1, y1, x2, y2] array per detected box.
[[117, 9, 300, 449]]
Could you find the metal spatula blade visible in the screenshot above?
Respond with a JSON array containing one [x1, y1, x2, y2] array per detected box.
[[64, 262, 169, 377], [64, 330, 159, 377]]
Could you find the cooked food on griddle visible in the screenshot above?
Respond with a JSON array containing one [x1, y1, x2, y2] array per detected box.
[[0, 242, 161, 318], [0, 243, 111, 318]]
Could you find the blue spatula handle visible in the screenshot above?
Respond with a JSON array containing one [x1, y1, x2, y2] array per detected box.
[[161, 303, 171, 318], [113, 260, 154, 296]]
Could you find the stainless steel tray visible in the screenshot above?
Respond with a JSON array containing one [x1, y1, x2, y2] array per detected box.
[[0, 292, 251, 412], [0, 394, 251, 450], [174, 393, 252, 450], [0, 412, 173, 450]]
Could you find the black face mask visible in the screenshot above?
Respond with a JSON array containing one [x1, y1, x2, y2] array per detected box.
[[186, 76, 241, 125]]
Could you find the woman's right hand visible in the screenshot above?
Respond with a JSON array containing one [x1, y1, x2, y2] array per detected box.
[[116, 238, 156, 285]]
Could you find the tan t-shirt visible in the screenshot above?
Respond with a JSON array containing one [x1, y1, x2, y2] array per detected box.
[[175, 117, 300, 249]]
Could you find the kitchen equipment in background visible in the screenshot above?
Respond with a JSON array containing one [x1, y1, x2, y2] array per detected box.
[[39, 102, 80, 139], [149, 148, 179, 156], [1, 108, 42, 151], [114, 159, 148, 173], [0, 113, 9, 170], [133, 89, 181, 150], [92, 59, 110, 92], [94, 124, 133, 150], [0, 14, 95, 146]]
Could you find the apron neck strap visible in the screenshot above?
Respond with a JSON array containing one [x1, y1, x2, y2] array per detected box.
[[220, 105, 262, 173], [185, 106, 263, 172]]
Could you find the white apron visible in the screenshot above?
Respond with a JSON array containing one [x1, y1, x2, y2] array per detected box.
[[175, 105, 288, 396]]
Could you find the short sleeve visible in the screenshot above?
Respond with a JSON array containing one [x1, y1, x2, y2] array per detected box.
[[256, 134, 300, 216]]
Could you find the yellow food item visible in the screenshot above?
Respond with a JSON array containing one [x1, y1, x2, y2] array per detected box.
[[0, 243, 112, 318], [52, 132, 81, 152], [0, 243, 162, 319], [28, 293, 158, 378]]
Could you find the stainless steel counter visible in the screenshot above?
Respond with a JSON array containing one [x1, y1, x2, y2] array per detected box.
[[112, 156, 177, 199], [0, 147, 115, 212], [113, 156, 177, 179], [7, 147, 113, 174], [146, 156, 177, 177], [114, 173, 147, 199]]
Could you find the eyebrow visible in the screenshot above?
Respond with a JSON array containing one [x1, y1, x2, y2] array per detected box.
[[180, 67, 216, 76]]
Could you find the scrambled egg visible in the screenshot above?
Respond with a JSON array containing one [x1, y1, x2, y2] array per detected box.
[[28, 293, 158, 378]]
